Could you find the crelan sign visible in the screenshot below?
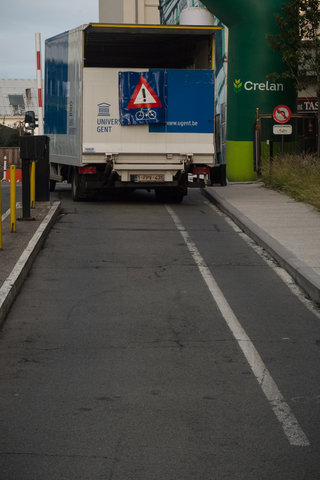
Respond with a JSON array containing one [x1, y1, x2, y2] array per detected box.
[[233, 78, 284, 93]]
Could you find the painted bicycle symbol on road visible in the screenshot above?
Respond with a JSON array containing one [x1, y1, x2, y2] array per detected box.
[[135, 109, 157, 121]]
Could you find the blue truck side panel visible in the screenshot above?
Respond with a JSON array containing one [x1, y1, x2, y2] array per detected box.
[[45, 27, 83, 166], [45, 32, 69, 135]]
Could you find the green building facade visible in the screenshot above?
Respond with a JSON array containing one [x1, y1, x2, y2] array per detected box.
[[159, 0, 296, 181]]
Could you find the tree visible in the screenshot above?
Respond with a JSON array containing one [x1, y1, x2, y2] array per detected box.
[[0, 124, 19, 147], [267, 0, 320, 156]]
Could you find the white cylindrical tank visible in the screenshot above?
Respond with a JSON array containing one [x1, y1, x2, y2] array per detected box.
[[179, 7, 214, 26]]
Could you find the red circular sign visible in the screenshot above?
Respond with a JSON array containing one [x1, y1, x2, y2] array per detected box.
[[273, 105, 292, 124]]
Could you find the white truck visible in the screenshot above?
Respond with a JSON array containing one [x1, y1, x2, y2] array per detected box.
[[44, 23, 221, 202]]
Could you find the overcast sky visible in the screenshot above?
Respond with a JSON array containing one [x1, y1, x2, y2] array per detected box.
[[0, 0, 98, 79]]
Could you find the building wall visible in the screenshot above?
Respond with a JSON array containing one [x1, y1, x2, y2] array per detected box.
[[0, 147, 21, 167], [99, 0, 124, 23], [99, 0, 160, 24], [159, 0, 205, 24], [0, 79, 39, 131]]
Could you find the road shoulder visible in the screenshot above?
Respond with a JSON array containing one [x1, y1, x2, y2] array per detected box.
[[0, 201, 61, 326]]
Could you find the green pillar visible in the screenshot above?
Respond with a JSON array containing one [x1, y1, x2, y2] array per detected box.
[[201, 0, 296, 181]]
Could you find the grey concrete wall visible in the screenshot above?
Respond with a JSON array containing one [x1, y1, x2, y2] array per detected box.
[[99, 0, 124, 23]]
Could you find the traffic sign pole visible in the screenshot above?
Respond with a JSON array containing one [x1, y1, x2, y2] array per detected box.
[[272, 104, 293, 154]]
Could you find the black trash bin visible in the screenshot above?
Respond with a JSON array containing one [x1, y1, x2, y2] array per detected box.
[[19, 135, 50, 202]]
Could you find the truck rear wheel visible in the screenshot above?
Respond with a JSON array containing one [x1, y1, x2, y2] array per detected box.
[[155, 187, 184, 204], [72, 169, 83, 201], [170, 188, 184, 204], [49, 179, 56, 192]]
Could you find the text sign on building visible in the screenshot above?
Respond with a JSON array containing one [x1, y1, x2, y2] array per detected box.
[[273, 124, 292, 135], [297, 98, 318, 113]]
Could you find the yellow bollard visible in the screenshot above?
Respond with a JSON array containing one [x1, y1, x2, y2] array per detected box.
[[0, 179, 2, 249], [30, 160, 36, 208], [10, 165, 16, 233]]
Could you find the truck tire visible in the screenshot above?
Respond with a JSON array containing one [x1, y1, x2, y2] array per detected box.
[[169, 188, 184, 204], [72, 169, 82, 201], [49, 179, 56, 192], [155, 187, 184, 204]]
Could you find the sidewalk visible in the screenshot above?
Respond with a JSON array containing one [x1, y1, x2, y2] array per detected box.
[[203, 182, 320, 306], [0, 201, 61, 326]]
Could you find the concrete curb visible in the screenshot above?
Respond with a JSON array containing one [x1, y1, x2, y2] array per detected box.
[[0, 201, 61, 327], [202, 188, 320, 306]]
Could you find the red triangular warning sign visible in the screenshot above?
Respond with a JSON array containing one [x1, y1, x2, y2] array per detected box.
[[127, 76, 162, 109]]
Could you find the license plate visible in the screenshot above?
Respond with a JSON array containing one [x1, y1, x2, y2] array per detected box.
[[133, 174, 165, 182]]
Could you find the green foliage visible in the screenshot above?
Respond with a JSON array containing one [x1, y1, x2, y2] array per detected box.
[[0, 124, 19, 147], [267, 0, 320, 154], [267, 0, 320, 92], [261, 153, 320, 210], [267, 0, 300, 81]]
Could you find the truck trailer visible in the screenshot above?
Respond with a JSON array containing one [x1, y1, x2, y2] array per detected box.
[[44, 23, 221, 202]]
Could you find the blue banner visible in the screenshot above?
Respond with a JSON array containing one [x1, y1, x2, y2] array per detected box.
[[149, 70, 214, 134], [119, 71, 166, 125]]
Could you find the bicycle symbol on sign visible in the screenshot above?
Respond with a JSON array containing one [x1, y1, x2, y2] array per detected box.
[[135, 109, 157, 121]]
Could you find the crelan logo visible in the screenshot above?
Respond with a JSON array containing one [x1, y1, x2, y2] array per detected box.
[[233, 79, 284, 93], [233, 79, 243, 93]]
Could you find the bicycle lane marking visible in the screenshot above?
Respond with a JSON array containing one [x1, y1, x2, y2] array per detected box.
[[1, 203, 22, 222], [166, 205, 310, 447]]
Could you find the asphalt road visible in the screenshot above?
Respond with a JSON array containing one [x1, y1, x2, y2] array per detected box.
[[0, 186, 320, 479], [0, 183, 22, 215]]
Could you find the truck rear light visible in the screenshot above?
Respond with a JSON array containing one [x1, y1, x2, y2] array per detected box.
[[193, 166, 210, 175], [78, 166, 97, 174]]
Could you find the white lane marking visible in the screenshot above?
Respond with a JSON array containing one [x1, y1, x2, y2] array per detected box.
[[204, 200, 320, 321], [1, 203, 22, 222], [1, 208, 10, 222], [166, 205, 310, 447]]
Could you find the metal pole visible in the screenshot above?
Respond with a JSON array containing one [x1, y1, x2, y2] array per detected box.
[[21, 160, 31, 220], [3, 155, 7, 182], [10, 165, 16, 232], [255, 108, 261, 173], [0, 178, 2, 249], [35, 33, 44, 135], [30, 161, 36, 208]]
